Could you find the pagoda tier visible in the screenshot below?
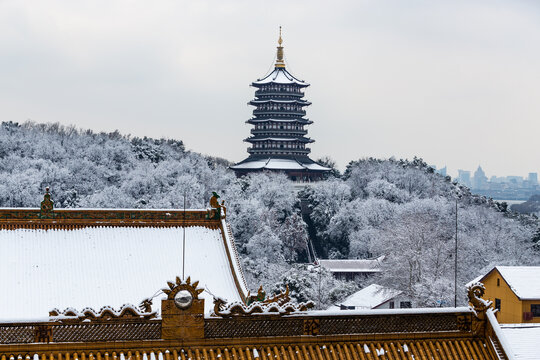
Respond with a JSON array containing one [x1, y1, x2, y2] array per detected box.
[[243, 74, 313, 158], [231, 29, 330, 181]]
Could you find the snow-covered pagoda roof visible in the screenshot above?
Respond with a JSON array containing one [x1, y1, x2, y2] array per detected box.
[[249, 99, 311, 105], [252, 67, 309, 87], [318, 256, 384, 273], [231, 158, 330, 172], [246, 136, 313, 143], [0, 203, 248, 320], [247, 117, 313, 124]]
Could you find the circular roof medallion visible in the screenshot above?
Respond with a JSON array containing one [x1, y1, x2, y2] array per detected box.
[[174, 289, 193, 309]]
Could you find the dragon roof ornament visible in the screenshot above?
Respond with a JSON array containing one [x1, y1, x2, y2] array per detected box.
[[213, 286, 314, 318], [467, 282, 492, 314]]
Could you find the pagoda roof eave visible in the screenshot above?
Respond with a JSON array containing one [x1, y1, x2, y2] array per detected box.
[[245, 137, 314, 143], [249, 99, 311, 106], [232, 157, 332, 172], [247, 118, 313, 124], [252, 68, 309, 87]]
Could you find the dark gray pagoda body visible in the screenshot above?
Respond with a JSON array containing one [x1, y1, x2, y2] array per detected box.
[[231, 33, 330, 181]]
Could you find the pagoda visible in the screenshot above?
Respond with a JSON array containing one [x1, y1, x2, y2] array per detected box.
[[231, 29, 330, 181]]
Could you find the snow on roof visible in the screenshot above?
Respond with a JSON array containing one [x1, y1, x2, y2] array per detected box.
[[252, 68, 308, 86], [327, 284, 402, 311], [318, 256, 384, 273], [231, 158, 330, 172], [230, 160, 270, 170], [496, 266, 540, 299], [249, 137, 303, 142], [248, 118, 312, 123], [264, 158, 307, 170], [473, 266, 540, 300], [304, 163, 332, 171], [250, 99, 310, 105], [0, 226, 245, 320], [500, 324, 540, 360]]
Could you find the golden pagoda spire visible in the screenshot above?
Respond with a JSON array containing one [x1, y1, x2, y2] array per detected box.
[[275, 26, 285, 68]]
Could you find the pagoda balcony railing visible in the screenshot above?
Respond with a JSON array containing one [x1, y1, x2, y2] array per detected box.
[[247, 118, 313, 125], [253, 110, 306, 116], [255, 89, 304, 98], [250, 129, 308, 136], [247, 147, 311, 155]]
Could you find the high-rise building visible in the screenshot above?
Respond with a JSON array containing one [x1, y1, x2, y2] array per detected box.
[[457, 170, 471, 187], [528, 172, 538, 185], [473, 166, 488, 190], [231, 30, 329, 181]]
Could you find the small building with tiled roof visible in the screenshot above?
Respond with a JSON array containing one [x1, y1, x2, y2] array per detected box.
[[318, 256, 384, 282], [328, 284, 413, 311]]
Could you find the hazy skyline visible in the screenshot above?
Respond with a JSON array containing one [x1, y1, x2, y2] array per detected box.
[[1, 0, 539, 177]]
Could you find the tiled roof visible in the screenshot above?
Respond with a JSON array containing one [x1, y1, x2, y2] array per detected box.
[[0, 306, 508, 359], [0, 340, 499, 360]]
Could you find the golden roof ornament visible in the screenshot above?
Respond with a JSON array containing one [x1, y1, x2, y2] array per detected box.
[[40, 187, 54, 218], [206, 191, 226, 219], [162, 276, 204, 310], [275, 26, 285, 68], [161, 276, 206, 340]]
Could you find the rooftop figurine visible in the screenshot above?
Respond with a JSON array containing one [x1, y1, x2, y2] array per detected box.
[[207, 191, 226, 219]]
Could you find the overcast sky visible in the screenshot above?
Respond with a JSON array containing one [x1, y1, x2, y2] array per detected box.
[[1, 0, 539, 177]]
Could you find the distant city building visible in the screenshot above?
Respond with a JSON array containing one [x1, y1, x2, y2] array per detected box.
[[528, 173, 538, 185], [436, 166, 447, 177], [457, 170, 471, 187], [473, 166, 488, 190], [445, 165, 539, 200], [231, 30, 330, 181]]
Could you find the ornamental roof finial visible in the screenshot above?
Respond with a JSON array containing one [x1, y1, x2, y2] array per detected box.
[[275, 26, 285, 68]]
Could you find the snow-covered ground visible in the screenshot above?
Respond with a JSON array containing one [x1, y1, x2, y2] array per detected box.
[[0, 226, 244, 320]]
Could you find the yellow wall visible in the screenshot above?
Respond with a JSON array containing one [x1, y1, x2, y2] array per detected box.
[[482, 269, 540, 323]]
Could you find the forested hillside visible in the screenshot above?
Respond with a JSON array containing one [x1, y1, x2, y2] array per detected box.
[[302, 158, 539, 306], [1, 121, 538, 307]]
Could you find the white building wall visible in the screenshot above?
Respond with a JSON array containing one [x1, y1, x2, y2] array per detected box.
[[374, 294, 414, 309]]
